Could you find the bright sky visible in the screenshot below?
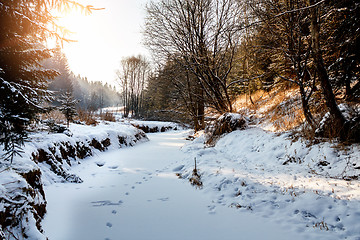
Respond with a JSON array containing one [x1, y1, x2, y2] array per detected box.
[[56, 0, 150, 86]]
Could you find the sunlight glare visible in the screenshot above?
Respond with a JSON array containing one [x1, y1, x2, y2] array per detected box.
[[48, 0, 149, 86]]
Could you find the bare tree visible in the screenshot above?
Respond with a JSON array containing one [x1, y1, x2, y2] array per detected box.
[[116, 55, 150, 118], [144, 0, 243, 113], [248, 0, 318, 130]]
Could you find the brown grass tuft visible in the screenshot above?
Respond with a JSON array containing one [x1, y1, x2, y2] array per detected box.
[[100, 111, 116, 122], [77, 109, 98, 126]]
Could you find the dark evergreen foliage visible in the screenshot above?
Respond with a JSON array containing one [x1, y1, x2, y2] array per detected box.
[[0, 0, 96, 161], [43, 45, 73, 100], [58, 91, 78, 128]]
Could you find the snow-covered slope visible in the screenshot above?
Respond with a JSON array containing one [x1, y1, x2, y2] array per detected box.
[[179, 127, 360, 239]]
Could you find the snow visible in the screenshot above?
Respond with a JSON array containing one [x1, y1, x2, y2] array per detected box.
[[1, 120, 360, 239], [0, 121, 148, 238], [126, 119, 183, 130], [180, 127, 360, 239], [42, 131, 304, 240], [42, 126, 360, 240]]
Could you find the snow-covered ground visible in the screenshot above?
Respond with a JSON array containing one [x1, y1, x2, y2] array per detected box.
[[42, 126, 360, 240], [0, 121, 147, 239], [43, 130, 305, 240], [180, 127, 360, 240], [2, 119, 359, 239]]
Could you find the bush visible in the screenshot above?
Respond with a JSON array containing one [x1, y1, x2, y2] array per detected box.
[[77, 109, 98, 126], [100, 111, 116, 122]]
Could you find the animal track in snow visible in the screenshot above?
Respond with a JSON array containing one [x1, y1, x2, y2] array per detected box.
[[91, 200, 123, 207], [157, 197, 169, 202], [208, 205, 216, 214], [108, 166, 118, 170]]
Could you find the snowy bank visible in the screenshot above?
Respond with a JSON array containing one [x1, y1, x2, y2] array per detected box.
[[179, 127, 360, 240], [126, 119, 184, 133], [0, 122, 148, 239]]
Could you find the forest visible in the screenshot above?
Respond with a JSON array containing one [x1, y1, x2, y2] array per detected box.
[[1, 0, 359, 160], [142, 0, 360, 140]]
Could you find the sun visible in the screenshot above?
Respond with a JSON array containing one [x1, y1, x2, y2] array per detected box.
[[46, 0, 150, 86], [52, 8, 88, 42], [49, 7, 107, 78]]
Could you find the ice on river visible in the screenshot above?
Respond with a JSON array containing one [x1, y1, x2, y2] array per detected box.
[[43, 131, 310, 240]]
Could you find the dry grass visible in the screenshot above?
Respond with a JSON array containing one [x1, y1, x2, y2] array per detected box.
[[267, 97, 304, 131], [40, 110, 66, 125], [99, 111, 116, 122], [233, 87, 307, 132], [233, 90, 269, 112], [313, 219, 329, 231], [77, 109, 98, 126]]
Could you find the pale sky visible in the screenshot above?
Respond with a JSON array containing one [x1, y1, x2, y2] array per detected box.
[[58, 0, 150, 86]]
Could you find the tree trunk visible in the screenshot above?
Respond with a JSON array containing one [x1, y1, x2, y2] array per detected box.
[[299, 85, 316, 131], [196, 88, 205, 131], [308, 0, 347, 138]]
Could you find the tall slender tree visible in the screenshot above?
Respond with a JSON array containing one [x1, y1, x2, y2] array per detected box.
[[116, 55, 150, 118]]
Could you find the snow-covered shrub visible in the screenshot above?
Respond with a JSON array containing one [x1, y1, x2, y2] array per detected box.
[[0, 168, 47, 239], [43, 119, 69, 135], [205, 113, 247, 145], [130, 120, 181, 133]]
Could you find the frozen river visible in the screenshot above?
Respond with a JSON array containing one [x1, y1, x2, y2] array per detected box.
[[43, 130, 301, 240]]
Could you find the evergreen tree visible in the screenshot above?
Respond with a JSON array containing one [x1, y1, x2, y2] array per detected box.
[[43, 44, 73, 101], [0, 0, 96, 162], [59, 91, 78, 128]]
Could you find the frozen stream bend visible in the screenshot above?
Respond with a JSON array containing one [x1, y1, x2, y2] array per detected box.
[[43, 130, 304, 240]]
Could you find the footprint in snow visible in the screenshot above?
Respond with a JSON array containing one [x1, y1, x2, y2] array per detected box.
[[208, 205, 216, 214], [96, 162, 105, 167], [111, 210, 117, 215], [172, 165, 185, 172], [158, 197, 169, 202], [106, 222, 112, 228], [108, 166, 118, 170], [91, 200, 123, 207]]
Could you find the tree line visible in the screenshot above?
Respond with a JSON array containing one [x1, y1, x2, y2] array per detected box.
[[1, 0, 359, 162], [142, 0, 359, 141]]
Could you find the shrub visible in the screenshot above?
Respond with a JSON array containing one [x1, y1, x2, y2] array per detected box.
[[77, 109, 98, 126], [100, 111, 116, 122]]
